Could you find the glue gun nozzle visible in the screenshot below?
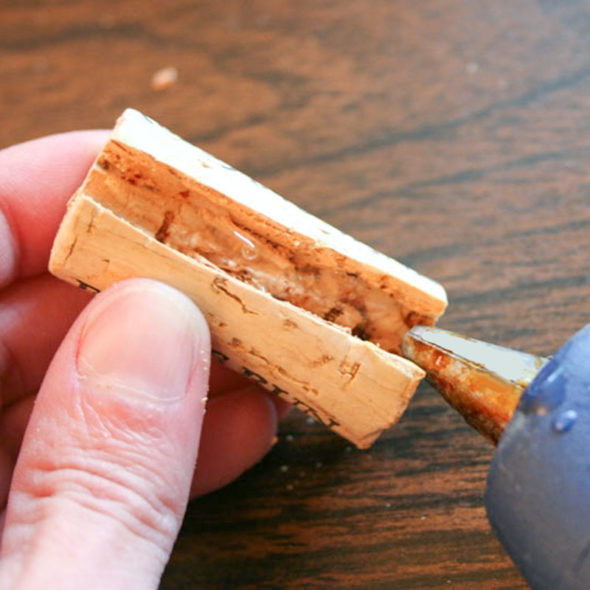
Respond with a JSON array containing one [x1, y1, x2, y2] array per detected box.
[[402, 326, 548, 444]]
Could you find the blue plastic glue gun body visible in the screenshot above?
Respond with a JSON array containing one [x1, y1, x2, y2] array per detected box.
[[403, 324, 590, 589]]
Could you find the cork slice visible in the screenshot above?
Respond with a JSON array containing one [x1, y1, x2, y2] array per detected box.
[[49, 108, 447, 448]]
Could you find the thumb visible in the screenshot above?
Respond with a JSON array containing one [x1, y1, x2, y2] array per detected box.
[[0, 279, 210, 589]]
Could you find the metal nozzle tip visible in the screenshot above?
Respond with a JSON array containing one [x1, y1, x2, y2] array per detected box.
[[402, 326, 547, 444]]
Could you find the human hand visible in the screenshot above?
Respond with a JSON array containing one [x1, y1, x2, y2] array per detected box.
[[0, 132, 290, 588]]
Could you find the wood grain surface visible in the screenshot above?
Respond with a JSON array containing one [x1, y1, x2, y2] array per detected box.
[[3, 1, 590, 587]]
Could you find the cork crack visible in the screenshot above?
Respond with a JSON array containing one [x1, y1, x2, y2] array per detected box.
[[155, 210, 174, 242], [248, 348, 272, 365], [64, 236, 78, 263], [212, 277, 257, 315]]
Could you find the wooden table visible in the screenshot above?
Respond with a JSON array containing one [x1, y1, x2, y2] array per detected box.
[[3, 2, 590, 587]]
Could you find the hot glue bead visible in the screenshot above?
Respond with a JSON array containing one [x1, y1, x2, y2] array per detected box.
[[551, 409, 578, 434], [518, 358, 567, 415]]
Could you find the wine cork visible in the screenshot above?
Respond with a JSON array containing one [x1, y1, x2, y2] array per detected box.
[[50, 109, 447, 448]]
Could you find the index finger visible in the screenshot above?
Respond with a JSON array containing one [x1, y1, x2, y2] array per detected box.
[[0, 130, 109, 289]]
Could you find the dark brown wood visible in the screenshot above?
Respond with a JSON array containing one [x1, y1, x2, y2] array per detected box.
[[4, 1, 590, 587]]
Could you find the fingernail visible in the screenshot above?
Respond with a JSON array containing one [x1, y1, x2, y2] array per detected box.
[[77, 282, 206, 402]]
